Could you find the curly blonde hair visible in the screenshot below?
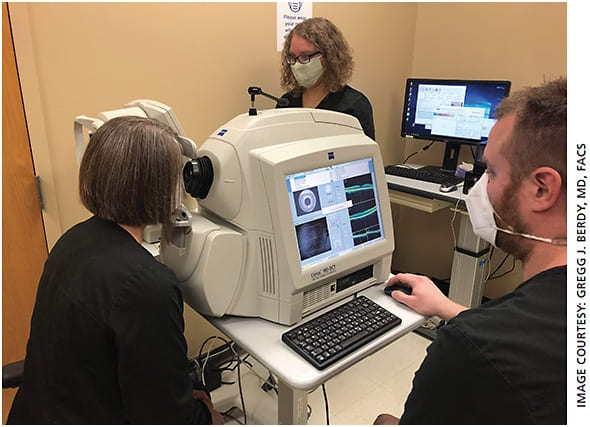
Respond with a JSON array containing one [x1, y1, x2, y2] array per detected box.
[[280, 17, 354, 96]]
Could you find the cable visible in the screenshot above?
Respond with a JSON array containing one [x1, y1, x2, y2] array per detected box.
[[221, 407, 244, 425], [489, 256, 516, 280], [488, 253, 509, 279], [197, 337, 248, 423], [198, 336, 232, 387], [230, 343, 247, 425], [242, 362, 278, 394], [201, 340, 217, 386], [322, 383, 330, 425], [403, 140, 435, 164], [449, 198, 461, 247], [198, 336, 231, 361]]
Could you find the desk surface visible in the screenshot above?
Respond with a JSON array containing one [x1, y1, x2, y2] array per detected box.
[[207, 283, 426, 391], [386, 174, 467, 204]]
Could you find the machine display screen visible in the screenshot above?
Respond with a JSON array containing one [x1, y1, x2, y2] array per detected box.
[[286, 158, 384, 271]]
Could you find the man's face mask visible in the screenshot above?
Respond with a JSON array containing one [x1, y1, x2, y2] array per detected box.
[[291, 55, 324, 88], [464, 173, 566, 247]]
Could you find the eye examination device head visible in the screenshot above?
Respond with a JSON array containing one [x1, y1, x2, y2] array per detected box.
[[75, 102, 395, 326]]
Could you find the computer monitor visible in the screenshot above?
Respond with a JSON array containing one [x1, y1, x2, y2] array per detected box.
[[161, 108, 395, 325], [401, 78, 511, 171]]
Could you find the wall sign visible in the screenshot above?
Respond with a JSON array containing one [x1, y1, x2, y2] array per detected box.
[[276, 1, 313, 52]]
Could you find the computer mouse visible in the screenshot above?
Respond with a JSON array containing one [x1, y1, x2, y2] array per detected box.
[[439, 183, 458, 193], [384, 282, 412, 296]]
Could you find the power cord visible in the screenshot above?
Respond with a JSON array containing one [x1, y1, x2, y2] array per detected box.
[[221, 406, 244, 425], [230, 343, 247, 425], [488, 253, 509, 279], [449, 198, 461, 247], [403, 140, 435, 164], [322, 383, 330, 425], [198, 337, 247, 425], [489, 255, 516, 280]]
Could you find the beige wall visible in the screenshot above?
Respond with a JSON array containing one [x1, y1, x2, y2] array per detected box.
[[391, 2, 567, 298], [9, 2, 566, 351]]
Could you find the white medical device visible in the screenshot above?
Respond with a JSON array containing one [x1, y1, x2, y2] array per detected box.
[[75, 102, 394, 325]]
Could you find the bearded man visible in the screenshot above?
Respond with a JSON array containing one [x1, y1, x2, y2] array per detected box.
[[375, 78, 567, 425]]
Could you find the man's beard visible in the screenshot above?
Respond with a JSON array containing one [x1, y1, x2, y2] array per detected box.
[[493, 178, 533, 262]]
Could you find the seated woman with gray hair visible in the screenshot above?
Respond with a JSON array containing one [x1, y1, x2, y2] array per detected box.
[[8, 116, 223, 424]]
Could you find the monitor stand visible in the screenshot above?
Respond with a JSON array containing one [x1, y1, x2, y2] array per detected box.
[[418, 142, 461, 177], [441, 142, 461, 173]]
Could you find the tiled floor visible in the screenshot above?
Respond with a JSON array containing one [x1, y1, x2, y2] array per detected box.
[[211, 331, 431, 425]]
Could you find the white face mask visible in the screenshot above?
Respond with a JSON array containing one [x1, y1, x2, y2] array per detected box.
[[291, 55, 324, 88], [464, 173, 566, 247]]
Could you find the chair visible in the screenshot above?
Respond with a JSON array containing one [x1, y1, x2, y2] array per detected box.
[[2, 360, 24, 389]]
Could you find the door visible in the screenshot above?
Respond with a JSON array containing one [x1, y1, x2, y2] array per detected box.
[[2, 2, 49, 421]]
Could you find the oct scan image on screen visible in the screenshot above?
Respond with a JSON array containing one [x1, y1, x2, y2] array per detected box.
[[286, 158, 384, 270]]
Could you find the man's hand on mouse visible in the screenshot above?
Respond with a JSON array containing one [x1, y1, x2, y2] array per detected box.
[[385, 273, 467, 321]]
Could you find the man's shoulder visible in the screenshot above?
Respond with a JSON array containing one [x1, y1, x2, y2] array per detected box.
[[443, 265, 565, 376], [453, 265, 565, 325]]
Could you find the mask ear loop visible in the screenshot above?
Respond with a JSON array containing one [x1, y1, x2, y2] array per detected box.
[[498, 228, 567, 246], [483, 172, 567, 247]]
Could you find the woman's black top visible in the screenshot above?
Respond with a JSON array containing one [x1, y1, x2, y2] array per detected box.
[[7, 216, 211, 424], [277, 85, 375, 140]]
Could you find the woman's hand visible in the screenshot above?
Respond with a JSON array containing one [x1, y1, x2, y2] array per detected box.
[[192, 390, 224, 425]]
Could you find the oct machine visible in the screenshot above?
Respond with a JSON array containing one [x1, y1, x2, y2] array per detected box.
[[75, 101, 394, 325]]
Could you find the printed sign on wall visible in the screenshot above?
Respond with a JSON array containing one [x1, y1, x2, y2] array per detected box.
[[277, 1, 313, 52]]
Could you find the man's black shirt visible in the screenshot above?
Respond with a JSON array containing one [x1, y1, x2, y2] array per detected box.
[[8, 216, 211, 424], [400, 266, 566, 424], [277, 85, 375, 140]]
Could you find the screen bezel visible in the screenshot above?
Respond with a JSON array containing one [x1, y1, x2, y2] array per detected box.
[[255, 133, 394, 295], [400, 78, 511, 146]]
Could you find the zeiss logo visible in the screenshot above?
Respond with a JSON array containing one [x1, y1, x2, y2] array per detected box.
[[288, 2, 303, 13], [328, 152, 335, 160], [217, 129, 227, 136]]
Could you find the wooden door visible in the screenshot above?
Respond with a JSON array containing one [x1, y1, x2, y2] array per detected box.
[[2, 3, 49, 422]]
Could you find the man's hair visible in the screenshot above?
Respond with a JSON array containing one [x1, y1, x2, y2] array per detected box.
[[495, 77, 567, 188], [79, 116, 182, 226], [280, 17, 354, 96]]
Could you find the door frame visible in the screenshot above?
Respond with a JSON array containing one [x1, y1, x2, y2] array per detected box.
[[8, 2, 62, 249]]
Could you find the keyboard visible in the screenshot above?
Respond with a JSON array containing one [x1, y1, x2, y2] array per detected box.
[[385, 165, 463, 187], [281, 296, 401, 370]]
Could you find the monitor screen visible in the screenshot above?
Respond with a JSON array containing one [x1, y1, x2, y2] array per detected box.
[[401, 79, 511, 145], [286, 158, 385, 271]]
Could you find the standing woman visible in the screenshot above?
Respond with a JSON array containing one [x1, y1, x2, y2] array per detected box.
[[8, 117, 222, 424], [277, 17, 375, 140]]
